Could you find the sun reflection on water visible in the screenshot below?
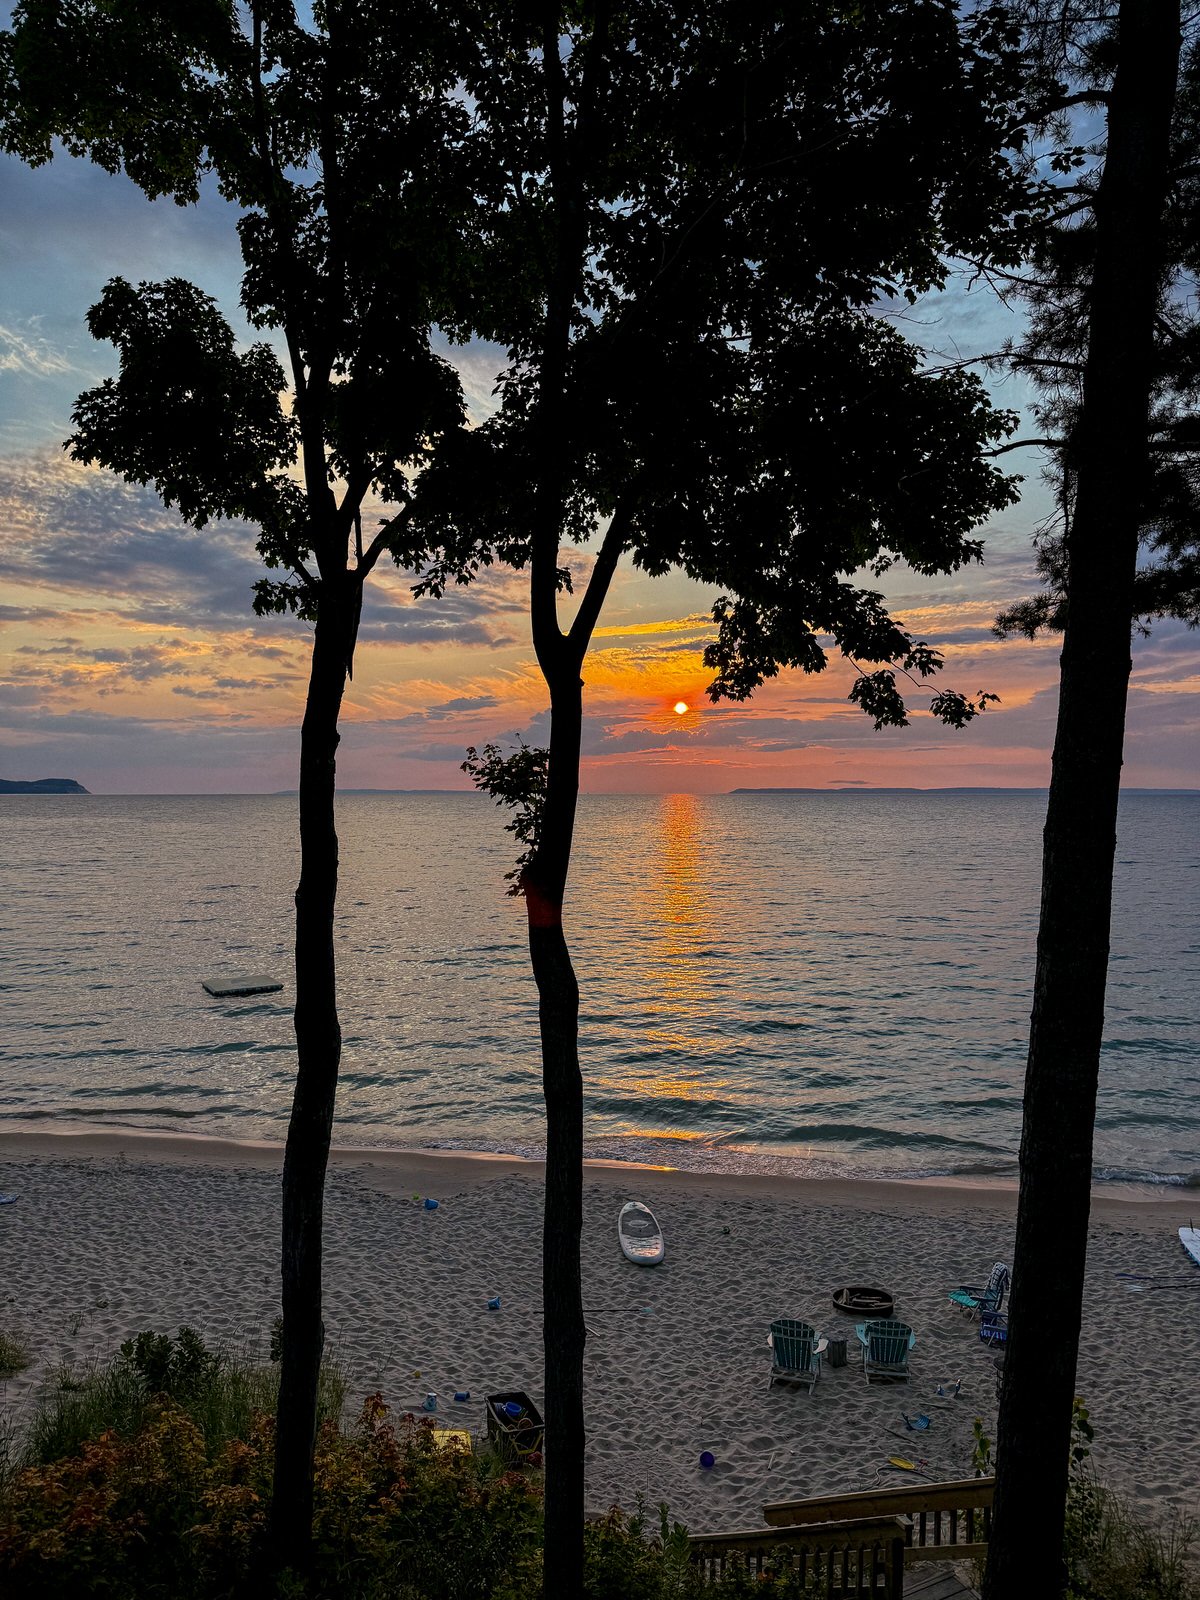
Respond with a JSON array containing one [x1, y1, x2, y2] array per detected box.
[[604, 793, 733, 1112]]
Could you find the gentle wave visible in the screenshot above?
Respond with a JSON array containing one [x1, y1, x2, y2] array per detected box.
[[1091, 1165, 1200, 1189]]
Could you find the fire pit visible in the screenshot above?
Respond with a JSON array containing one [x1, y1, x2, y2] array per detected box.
[[831, 1285, 895, 1318]]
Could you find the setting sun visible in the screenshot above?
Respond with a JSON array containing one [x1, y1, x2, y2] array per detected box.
[[673, 701, 689, 715]]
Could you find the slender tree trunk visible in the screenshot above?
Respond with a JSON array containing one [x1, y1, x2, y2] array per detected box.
[[271, 581, 354, 1570], [983, 6, 1179, 1594], [526, 662, 587, 1600]]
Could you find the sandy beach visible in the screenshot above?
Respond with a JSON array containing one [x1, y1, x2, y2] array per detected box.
[[1, 1127, 1197, 1534]]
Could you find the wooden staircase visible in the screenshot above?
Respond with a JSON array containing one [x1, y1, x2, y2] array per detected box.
[[690, 1476, 994, 1596]]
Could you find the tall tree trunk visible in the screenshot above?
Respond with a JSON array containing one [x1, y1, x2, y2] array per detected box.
[[983, 6, 1180, 1594], [270, 582, 354, 1570], [526, 663, 587, 1600]]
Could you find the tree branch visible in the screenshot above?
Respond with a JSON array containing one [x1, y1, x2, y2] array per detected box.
[[289, 559, 319, 590], [1007, 354, 1087, 372], [984, 436, 1065, 456], [567, 503, 630, 658], [1003, 88, 1112, 142], [250, 4, 334, 558], [1045, 196, 1097, 223], [529, 9, 607, 679], [336, 464, 373, 538], [358, 501, 413, 577]]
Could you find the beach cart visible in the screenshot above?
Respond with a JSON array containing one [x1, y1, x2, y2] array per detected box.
[[485, 1391, 544, 1462]]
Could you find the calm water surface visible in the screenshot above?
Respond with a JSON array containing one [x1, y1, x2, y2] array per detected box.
[[1, 792, 1197, 1184]]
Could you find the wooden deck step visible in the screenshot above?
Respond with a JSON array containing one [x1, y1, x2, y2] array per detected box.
[[906, 1563, 980, 1599]]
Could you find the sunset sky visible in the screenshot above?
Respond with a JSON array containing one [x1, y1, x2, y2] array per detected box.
[[2, 148, 1198, 794]]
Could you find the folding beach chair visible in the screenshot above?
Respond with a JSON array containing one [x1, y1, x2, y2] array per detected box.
[[855, 1318, 916, 1384], [768, 1318, 828, 1391], [948, 1261, 1010, 1319], [979, 1310, 1008, 1346]]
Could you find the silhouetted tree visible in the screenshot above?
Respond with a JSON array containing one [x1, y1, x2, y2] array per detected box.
[[991, 5, 1200, 643], [0, 0, 476, 1570], [981, 4, 1183, 1594], [410, 4, 1043, 1588]]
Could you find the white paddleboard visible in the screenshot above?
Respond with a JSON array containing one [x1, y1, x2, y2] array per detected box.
[[618, 1201, 665, 1266], [1181, 1226, 1200, 1268]]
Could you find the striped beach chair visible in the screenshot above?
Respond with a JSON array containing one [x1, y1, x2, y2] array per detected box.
[[948, 1261, 1010, 1319]]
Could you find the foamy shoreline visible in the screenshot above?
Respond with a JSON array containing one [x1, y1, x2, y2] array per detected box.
[[0, 1121, 1190, 1206], [1, 1125, 1197, 1532]]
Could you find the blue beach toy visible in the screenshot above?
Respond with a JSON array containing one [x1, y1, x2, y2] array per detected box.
[[488, 1295, 501, 1310], [423, 1197, 439, 1210], [699, 1451, 715, 1471], [504, 1400, 523, 1419], [453, 1390, 470, 1403], [903, 1413, 931, 1432]]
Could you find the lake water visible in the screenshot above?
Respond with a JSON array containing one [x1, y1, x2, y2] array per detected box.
[[1, 791, 1197, 1186]]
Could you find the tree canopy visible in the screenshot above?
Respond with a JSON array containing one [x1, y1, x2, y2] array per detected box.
[[407, 0, 1041, 728], [2, 0, 477, 607]]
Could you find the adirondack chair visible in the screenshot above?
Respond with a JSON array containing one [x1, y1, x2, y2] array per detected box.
[[948, 1261, 1010, 1319], [768, 1318, 829, 1391], [855, 1318, 916, 1384]]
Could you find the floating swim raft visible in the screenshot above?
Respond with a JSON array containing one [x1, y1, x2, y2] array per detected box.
[[201, 975, 284, 998]]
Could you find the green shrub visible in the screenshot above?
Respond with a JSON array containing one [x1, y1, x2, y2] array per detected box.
[[583, 1501, 693, 1600], [0, 1333, 893, 1598], [977, 1397, 1200, 1600], [0, 1387, 547, 1600], [0, 1332, 31, 1381], [1065, 1473, 1199, 1600], [582, 1501, 828, 1600], [24, 1327, 344, 1469]]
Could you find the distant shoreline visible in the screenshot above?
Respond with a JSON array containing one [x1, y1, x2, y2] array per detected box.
[[728, 785, 1200, 795]]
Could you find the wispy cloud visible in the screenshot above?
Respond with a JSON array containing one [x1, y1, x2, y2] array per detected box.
[[0, 321, 73, 377], [0, 447, 533, 652], [591, 612, 715, 640]]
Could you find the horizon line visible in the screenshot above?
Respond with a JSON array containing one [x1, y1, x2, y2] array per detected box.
[[7, 785, 1200, 798]]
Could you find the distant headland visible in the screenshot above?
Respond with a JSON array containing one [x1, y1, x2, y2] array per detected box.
[[728, 785, 1199, 795], [729, 785, 1047, 794], [0, 778, 90, 794]]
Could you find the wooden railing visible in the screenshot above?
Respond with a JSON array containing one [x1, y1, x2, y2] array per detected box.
[[762, 1476, 996, 1566], [690, 1514, 909, 1595]]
